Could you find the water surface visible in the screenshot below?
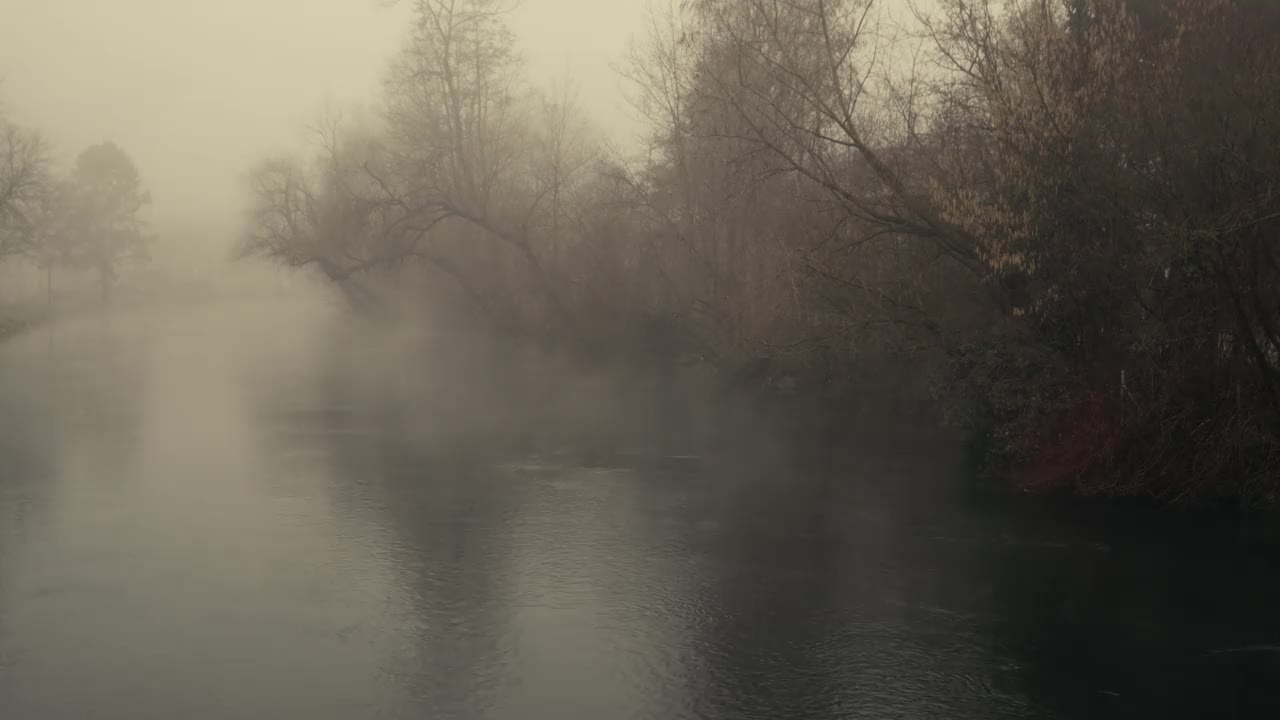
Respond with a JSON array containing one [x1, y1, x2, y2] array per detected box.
[[1, 302, 1277, 719]]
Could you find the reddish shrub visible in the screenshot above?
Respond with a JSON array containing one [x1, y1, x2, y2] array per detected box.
[[1014, 390, 1123, 493]]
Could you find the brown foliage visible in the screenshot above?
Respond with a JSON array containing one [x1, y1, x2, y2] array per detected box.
[[244, 0, 1280, 503]]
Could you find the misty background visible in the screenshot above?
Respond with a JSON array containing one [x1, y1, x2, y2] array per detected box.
[[3, 1, 1280, 718], [2, 0, 1279, 497], [0, 0, 648, 284]]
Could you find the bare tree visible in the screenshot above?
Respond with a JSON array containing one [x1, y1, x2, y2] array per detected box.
[[0, 115, 52, 260], [245, 1, 610, 332]]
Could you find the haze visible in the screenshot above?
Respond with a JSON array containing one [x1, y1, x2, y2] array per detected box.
[[0, 0, 646, 261], [3, 1, 1280, 718]]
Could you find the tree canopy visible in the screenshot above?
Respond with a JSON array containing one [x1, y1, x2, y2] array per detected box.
[[243, 0, 1280, 503], [67, 141, 151, 300]]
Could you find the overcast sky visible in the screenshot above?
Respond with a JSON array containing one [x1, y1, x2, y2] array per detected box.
[[0, 0, 651, 260]]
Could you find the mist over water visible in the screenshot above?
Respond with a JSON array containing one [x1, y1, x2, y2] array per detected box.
[[0, 301, 1274, 719], [4, 0, 1280, 717]]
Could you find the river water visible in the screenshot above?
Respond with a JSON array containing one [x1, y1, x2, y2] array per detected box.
[[0, 301, 1277, 719]]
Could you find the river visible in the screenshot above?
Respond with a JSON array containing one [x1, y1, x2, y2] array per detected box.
[[0, 301, 1277, 719]]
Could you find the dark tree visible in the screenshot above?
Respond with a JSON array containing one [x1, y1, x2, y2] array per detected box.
[[68, 142, 151, 303], [0, 115, 52, 260]]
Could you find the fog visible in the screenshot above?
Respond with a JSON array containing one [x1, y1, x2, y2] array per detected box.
[[0, 0, 647, 275], [4, 1, 1280, 717]]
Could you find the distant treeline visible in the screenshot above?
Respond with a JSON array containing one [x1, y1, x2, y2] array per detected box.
[[0, 118, 151, 305], [240, 0, 1280, 505]]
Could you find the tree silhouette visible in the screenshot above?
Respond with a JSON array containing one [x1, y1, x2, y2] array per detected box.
[[68, 142, 151, 304]]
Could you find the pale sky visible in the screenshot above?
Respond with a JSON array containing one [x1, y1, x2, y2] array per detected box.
[[0, 0, 651, 262]]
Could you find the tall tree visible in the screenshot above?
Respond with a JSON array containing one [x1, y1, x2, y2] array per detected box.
[[246, 1, 595, 333], [68, 142, 151, 303], [0, 114, 52, 260]]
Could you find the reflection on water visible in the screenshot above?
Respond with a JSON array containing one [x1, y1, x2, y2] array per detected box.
[[0, 302, 1278, 719]]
